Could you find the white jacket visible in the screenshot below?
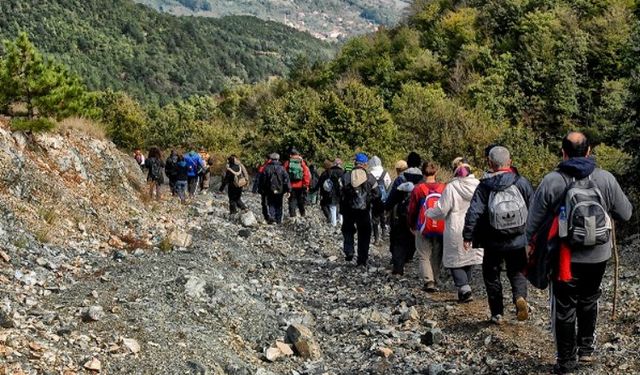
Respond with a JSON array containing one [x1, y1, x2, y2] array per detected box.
[[427, 175, 483, 268]]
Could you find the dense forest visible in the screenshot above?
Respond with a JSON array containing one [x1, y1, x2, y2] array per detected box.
[[0, 0, 334, 104], [1, 0, 638, 226]]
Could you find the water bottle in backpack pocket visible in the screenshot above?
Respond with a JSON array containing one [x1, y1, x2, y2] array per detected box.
[[488, 184, 528, 235], [561, 177, 611, 248]]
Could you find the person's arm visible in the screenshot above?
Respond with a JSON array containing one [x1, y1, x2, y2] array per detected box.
[[604, 171, 633, 222], [302, 162, 311, 189], [407, 188, 421, 227], [427, 184, 454, 221], [525, 173, 562, 244], [463, 184, 488, 243], [384, 177, 402, 211], [282, 168, 291, 193], [219, 169, 230, 192], [312, 172, 328, 193]]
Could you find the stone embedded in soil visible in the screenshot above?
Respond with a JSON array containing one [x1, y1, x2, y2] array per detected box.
[[238, 228, 252, 238], [122, 338, 140, 354], [83, 357, 101, 371], [286, 323, 322, 360], [265, 347, 282, 362], [376, 347, 393, 358], [184, 276, 206, 299], [82, 306, 104, 322], [275, 341, 294, 356], [0, 310, 14, 328], [422, 328, 443, 346], [169, 229, 192, 247], [240, 211, 258, 227]]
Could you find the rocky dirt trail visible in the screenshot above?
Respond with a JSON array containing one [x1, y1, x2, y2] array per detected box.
[[1, 125, 639, 374], [4, 190, 639, 375]]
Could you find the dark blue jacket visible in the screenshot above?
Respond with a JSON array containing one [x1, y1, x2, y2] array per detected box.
[[463, 171, 534, 251]]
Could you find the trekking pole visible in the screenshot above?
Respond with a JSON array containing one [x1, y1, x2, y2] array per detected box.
[[611, 220, 619, 321]]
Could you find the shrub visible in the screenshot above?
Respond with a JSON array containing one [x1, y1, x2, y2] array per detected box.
[[10, 117, 55, 133]]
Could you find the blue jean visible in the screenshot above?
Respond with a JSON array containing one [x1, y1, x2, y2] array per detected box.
[[176, 181, 187, 202]]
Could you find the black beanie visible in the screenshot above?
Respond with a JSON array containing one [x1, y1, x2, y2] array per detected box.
[[407, 152, 422, 168]]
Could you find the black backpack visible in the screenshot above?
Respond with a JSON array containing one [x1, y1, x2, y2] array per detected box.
[[267, 167, 285, 195], [343, 171, 369, 210], [149, 158, 164, 183]]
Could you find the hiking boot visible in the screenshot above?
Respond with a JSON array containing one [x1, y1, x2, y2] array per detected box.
[[515, 297, 529, 321], [459, 290, 473, 303], [422, 282, 439, 293], [553, 363, 576, 375], [490, 314, 503, 325]]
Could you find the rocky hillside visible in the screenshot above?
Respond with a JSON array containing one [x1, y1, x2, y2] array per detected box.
[[135, 0, 411, 40], [1, 125, 639, 374]]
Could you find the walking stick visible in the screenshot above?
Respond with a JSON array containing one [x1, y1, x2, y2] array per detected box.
[[611, 221, 619, 321]]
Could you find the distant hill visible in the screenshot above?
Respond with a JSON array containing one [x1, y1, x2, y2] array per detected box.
[[135, 0, 411, 40], [0, 0, 334, 103]]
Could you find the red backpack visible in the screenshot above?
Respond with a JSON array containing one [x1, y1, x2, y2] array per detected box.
[[417, 183, 446, 237]]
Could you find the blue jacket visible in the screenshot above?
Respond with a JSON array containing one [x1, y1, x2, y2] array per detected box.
[[183, 152, 204, 178]]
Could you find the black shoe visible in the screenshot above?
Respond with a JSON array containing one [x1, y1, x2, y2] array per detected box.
[[422, 283, 439, 293], [553, 363, 576, 375], [459, 291, 473, 303], [345, 255, 353, 262]]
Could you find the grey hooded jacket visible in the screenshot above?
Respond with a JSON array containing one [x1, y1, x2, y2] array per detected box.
[[526, 157, 633, 263]]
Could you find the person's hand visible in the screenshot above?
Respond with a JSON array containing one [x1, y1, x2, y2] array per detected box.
[[463, 241, 472, 251], [526, 244, 534, 261]]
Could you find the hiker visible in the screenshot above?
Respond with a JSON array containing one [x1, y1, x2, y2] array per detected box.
[[284, 148, 311, 218], [463, 146, 534, 324], [386, 152, 422, 260], [423, 162, 482, 300], [307, 163, 320, 205], [386, 165, 422, 275], [165, 150, 179, 196], [198, 148, 211, 194], [340, 153, 380, 266], [145, 147, 165, 201], [314, 159, 345, 226], [174, 154, 189, 204], [369, 156, 392, 244], [525, 132, 632, 375], [219, 155, 249, 214], [133, 148, 145, 169], [184, 150, 205, 198], [254, 155, 272, 222], [407, 162, 447, 291], [259, 153, 291, 224]]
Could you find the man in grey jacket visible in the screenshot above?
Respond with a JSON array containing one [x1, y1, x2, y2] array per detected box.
[[526, 132, 632, 375]]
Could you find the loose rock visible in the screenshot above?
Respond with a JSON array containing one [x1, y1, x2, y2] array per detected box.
[[286, 323, 322, 359], [82, 306, 104, 322]]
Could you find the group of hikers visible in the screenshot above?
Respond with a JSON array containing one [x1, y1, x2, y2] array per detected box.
[[134, 131, 632, 375], [134, 147, 214, 203]]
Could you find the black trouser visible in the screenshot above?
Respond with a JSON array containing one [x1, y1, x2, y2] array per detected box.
[[227, 187, 246, 214], [553, 261, 606, 370], [482, 248, 528, 316], [187, 176, 198, 196], [267, 194, 284, 224], [320, 202, 331, 222], [288, 188, 307, 217], [390, 221, 415, 275], [168, 176, 177, 195], [371, 203, 387, 242], [342, 209, 372, 265], [260, 194, 269, 221]]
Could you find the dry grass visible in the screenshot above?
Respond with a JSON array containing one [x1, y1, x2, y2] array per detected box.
[[120, 233, 150, 251], [56, 117, 106, 140]]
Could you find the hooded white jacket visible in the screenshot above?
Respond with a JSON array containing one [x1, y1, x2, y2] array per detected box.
[[427, 175, 483, 268], [368, 156, 392, 189]]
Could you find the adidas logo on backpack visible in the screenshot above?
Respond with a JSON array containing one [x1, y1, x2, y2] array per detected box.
[[488, 183, 528, 234]]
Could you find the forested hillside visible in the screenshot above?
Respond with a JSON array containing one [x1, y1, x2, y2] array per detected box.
[[136, 0, 411, 40], [0, 0, 334, 103]]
